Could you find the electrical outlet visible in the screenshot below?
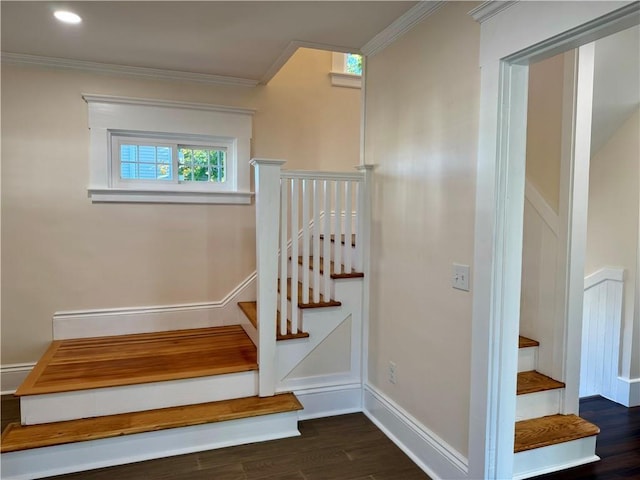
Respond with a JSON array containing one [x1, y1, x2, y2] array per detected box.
[[389, 361, 397, 384], [452, 263, 470, 291]]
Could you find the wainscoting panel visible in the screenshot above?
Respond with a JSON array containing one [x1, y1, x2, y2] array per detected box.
[[580, 269, 623, 401]]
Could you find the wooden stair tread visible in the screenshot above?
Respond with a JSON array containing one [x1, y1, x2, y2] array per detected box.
[[296, 256, 364, 279], [519, 336, 539, 348], [15, 325, 258, 396], [517, 371, 565, 395], [238, 301, 309, 341], [319, 234, 356, 247], [279, 279, 341, 308], [0, 393, 302, 453], [514, 414, 600, 453]]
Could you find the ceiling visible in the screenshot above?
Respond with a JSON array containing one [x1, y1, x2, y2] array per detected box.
[[591, 25, 640, 153], [1, 1, 416, 83]]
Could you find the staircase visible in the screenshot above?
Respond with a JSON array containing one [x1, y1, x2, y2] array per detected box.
[[1, 162, 369, 480], [0, 326, 303, 479], [514, 336, 600, 479]]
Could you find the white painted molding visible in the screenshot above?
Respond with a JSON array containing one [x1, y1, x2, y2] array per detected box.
[[53, 272, 256, 339], [82, 94, 256, 115], [1, 52, 259, 87], [616, 376, 640, 407], [289, 383, 362, 421], [361, 2, 445, 57], [363, 384, 468, 480], [1, 363, 36, 395], [87, 188, 253, 205], [524, 179, 559, 236], [330, 72, 362, 89], [468, 1, 517, 23], [260, 40, 359, 85], [583, 267, 624, 290]]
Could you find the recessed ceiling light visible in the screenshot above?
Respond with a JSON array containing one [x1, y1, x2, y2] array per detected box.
[[54, 10, 82, 24]]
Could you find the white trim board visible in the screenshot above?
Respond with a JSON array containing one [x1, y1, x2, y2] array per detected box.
[[286, 383, 363, 421], [363, 384, 468, 480], [361, 2, 445, 57], [525, 179, 559, 236], [1, 363, 36, 395], [614, 376, 640, 407], [1, 411, 300, 480], [1, 52, 259, 87], [584, 267, 624, 290], [53, 273, 256, 339]]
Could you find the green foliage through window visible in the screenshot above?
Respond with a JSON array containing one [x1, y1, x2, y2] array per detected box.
[[178, 148, 226, 183], [346, 54, 363, 75]]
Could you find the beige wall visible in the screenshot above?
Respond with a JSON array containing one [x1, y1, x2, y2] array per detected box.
[[1, 48, 361, 364], [525, 53, 565, 212], [364, 2, 479, 457], [585, 108, 640, 379]]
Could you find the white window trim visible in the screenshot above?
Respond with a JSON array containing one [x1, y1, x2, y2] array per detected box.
[[84, 94, 255, 204], [330, 52, 362, 89]]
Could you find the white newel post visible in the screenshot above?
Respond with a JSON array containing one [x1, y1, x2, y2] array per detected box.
[[355, 164, 374, 273], [251, 158, 286, 397]]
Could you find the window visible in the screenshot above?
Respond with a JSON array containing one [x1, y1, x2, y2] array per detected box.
[[84, 95, 254, 204], [330, 52, 363, 89]]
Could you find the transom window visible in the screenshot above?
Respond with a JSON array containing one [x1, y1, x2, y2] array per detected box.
[[345, 53, 363, 75], [110, 134, 233, 191]]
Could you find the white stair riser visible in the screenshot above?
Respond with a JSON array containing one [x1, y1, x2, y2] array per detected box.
[[319, 239, 360, 272], [20, 371, 258, 425], [293, 262, 335, 299], [1, 411, 300, 480], [516, 389, 562, 421], [518, 346, 538, 373], [513, 436, 598, 479]]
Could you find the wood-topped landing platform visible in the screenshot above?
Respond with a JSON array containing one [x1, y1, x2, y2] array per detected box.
[[1, 393, 302, 453], [16, 325, 257, 396]]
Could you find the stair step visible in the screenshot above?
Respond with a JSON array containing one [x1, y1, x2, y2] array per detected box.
[[514, 414, 599, 453], [319, 233, 356, 247], [16, 325, 257, 397], [238, 301, 310, 341], [517, 371, 565, 395], [279, 278, 341, 308], [519, 336, 539, 348], [0, 393, 302, 453], [296, 256, 364, 279]]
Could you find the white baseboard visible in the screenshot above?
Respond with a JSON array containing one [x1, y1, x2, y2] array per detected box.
[[1, 411, 300, 480], [286, 383, 362, 421], [612, 376, 640, 407], [53, 273, 256, 339], [363, 384, 468, 480], [1, 363, 36, 395]]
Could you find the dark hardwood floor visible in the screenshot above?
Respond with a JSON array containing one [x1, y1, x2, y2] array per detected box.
[[0, 395, 430, 480], [2, 395, 637, 479], [533, 396, 640, 479]]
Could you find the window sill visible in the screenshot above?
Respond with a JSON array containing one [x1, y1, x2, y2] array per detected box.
[[88, 188, 253, 205], [330, 72, 362, 89]]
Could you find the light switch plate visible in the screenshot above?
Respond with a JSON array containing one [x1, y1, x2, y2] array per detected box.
[[452, 263, 470, 291]]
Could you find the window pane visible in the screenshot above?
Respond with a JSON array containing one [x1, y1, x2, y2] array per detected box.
[[120, 144, 173, 181], [121, 162, 137, 179], [346, 54, 362, 75], [157, 147, 171, 164], [178, 147, 226, 183]]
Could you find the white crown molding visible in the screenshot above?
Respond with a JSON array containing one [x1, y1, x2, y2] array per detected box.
[[468, 1, 518, 23], [1, 52, 259, 87], [260, 40, 361, 85], [82, 94, 256, 115], [361, 1, 445, 57]]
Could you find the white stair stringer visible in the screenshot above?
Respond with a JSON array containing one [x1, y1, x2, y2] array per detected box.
[[2, 410, 300, 480], [518, 345, 538, 372], [20, 370, 258, 425], [513, 436, 599, 480], [276, 279, 363, 387], [516, 389, 562, 421]]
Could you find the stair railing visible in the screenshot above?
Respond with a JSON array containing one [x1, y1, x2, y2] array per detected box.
[[252, 159, 372, 397]]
